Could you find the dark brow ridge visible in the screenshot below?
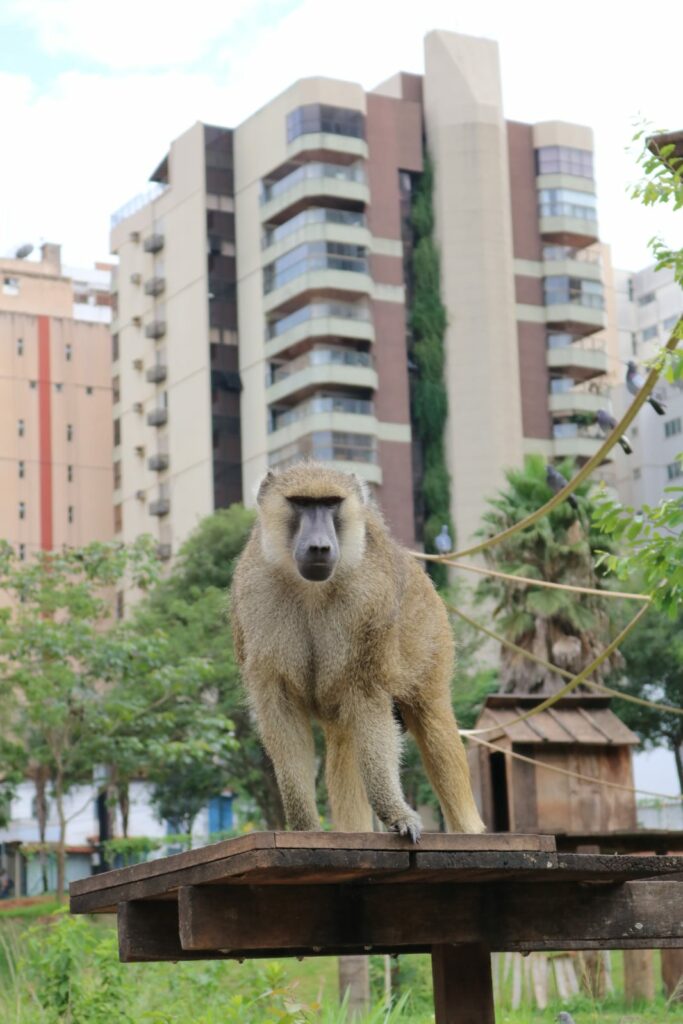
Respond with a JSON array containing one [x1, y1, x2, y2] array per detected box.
[[285, 495, 344, 506]]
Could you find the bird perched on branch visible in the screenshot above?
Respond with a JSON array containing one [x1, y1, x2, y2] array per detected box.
[[626, 360, 666, 415], [434, 524, 453, 555], [546, 464, 578, 510], [596, 408, 633, 454]]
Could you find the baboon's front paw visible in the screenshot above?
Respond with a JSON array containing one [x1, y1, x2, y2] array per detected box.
[[390, 810, 423, 844]]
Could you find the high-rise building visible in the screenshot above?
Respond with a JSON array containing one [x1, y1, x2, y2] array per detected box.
[[0, 243, 114, 560], [111, 29, 613, 555], [612, 262, 683, 508]]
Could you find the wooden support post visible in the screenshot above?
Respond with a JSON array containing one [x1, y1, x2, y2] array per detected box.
[[661, 948, 683, 1001], [432, 944, 495, 1024], [623, 949, 655, 1004]]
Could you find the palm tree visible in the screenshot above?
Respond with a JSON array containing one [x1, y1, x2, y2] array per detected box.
[[476, 454, 618, 694]]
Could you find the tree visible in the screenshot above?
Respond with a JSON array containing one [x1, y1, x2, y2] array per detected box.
[[476, 455, 618, 693], [0, 539, 159, 899]]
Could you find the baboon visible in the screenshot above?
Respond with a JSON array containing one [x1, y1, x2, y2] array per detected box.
[[231, 462, 484, 841]]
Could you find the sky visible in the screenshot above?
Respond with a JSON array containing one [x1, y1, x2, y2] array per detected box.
[[0, 0, 681, 270]]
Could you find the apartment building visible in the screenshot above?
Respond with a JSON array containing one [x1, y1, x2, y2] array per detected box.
[[0, 243, 114, 560], [611, 263, 683, 508], [111, 29, 613, 554]]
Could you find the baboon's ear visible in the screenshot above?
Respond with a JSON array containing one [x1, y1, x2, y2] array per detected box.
[[256, 470, 275, 505], [352, 474, 370, 505]]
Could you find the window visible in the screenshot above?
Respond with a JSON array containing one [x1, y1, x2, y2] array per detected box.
[[114, 419, 121, 447], [113, 461, 121, 489], [116, 591, 124, 620], [665, 417, 682, 438], [286, 104, 365, 143], [86, 386, 93, 396], [535, 146, 594, 178], [638, 292, 655, 306], [114, 503, 123, 533], [538, 188, 597, 221], [66, 423, 73, 442], [16, 337, 23, 355], [67, 506, 74, 524], [544, 275, 604, 309], [263, 241, 369, 294], [65, 343, 72, 361], [633, 468, 641, 480], [29, 380, 37, 389], [642, 325, 658, 341], [667, 461, 683, 481], [67, 464, 73, 483], [18, 501, 26, 520], [631, 332, 638, 356], [663, 313, 681, 331], [18, 419, 25, 437], [112, 375, 120, 403], [18, 544, 26, 561], [2, 276, 19, 295], [54, 382, 63, 393], [18, 460, 25, 479], [112, 334, 119, 361]]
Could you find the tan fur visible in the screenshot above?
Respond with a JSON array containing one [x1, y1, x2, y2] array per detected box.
[[231, 462, 484, 836]]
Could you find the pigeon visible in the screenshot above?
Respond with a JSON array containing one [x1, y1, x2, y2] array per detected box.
[[546, 464, 578, 510], [596, 409, 632, 454], [626, 360, 666, 415], [434, 524, 453, 555], [556, 1013, 577, 1024]]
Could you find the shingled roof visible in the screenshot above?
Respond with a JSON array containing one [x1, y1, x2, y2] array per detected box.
[[474, 695, 639, 746]]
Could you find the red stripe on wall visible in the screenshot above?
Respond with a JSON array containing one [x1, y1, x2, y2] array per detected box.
[[38, 316, 53, 550]]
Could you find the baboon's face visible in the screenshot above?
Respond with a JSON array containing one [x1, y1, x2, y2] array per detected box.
[[288, 496, 341, 581]]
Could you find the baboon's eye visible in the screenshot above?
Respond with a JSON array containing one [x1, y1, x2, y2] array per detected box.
[[285, 496, 343, 509]]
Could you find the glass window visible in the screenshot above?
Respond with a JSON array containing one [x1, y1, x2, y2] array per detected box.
[[112, 334, 119, 361], [262, 161, 365, 203], [3, 277, 19, 296], [114, 461, 121, 489], [544, 275, 604, 309], [114, 419, 121, 446], [68, 506, 74, 524], [18, 460, 25, 479], [663, 313, 680, 331], [538, 188, 597, 221], [67, 423, 73, 442], [665, 417, 682, 438], [86, 386, 93, 395], [18, 501, 26, 520], [67, 464, 73, 482], [263, 241, 368, 293], [286, 104, 365, 143], [18, 543, 26, 561], [114, 504, 123, 533], [666, 461, 683, 481], [642, 325, 658, 341], [65, 343, 72, 361], [637, 292, 655, 306], [536, 145, 594, 178], [16, 337, 23, 355], [18, 419, 25, 437]]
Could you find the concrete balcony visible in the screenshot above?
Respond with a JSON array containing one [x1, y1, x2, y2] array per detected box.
[[267, 410, 379, 453], [146, 363, 168, 383], [545, 303, 606, 335], [547, 343, 608, 381], [263, 269, 373, 315], [262, 221, 371, 266], [286, 133, 368, 164], [147, 407, 168, 427], [552, 434, 612, 461], [145, 320, 167, 339], [542, 257, 602, 283], [144, 276, 166, 297], [149, 497, 170, 516], [143, 233, 164, 254], [267, 362, 377, 405], [539, 216, 599, 247], [261, 178, 369, 225], [148, 452, 169, 471], [548, 390, 606, 416], [265, 311, 374, 360]]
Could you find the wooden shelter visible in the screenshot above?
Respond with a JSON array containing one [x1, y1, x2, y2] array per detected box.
[[70, 831, 683, 1024], [467, 694, 638, 834]]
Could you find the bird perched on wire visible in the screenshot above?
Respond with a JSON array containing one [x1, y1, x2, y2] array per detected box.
[[596, 408, 633, 454], [556, 1013, 577, 1024], [546, 464, 579, 510], [434, 524, 453, 555], [626, 360, 666, 415]]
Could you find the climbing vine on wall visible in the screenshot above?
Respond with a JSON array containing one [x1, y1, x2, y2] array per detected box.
[[410, 155, 453, 587]]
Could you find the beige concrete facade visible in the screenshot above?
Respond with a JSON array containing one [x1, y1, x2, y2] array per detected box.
[[0, 246, 113, 560]]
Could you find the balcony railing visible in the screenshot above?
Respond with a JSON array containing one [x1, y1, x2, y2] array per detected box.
[[147, 408, 168, 427], [145, 320, 167, 339], [269, 429, 378, 468], [263, 207, 366, 249], [550, 378, 609, 398], [270, 394, 374, 432], [552, 422, 598, 440], [542, 245, 601, 265], [146, 363, 168, 383], [547, 333, 605, 352], [264, 251, 368, 294], [143, 234, 165, 254], [262, 162, 366, 204], [271, 348, 373, 384], [267, 301, 371, 340], [110, 183, 168, 229]]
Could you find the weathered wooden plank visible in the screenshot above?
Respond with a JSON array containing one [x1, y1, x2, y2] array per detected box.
[[118, 900, 228, 962], [432, 944, 495, 1024], [177, 880, 683, 953], [273, 832, 555, 853], [556, 831, 683, 855]]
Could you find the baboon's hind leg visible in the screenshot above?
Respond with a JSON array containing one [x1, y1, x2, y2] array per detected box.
[[323, 723, 373, 832], [401, 700, 485, 834]]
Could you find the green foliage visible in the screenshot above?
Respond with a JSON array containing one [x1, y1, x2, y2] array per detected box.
[[477, 455, 617, 693], [102, 836, 163, 866], [410, 156, 453, 588]]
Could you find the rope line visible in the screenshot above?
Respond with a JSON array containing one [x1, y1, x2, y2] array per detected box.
[[467, 732, 682, 803], [445, 602, 683, 719]]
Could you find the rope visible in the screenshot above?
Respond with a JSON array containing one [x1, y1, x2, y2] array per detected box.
[[446, 602, 683, 719], [431, 329, 681, 561], [467, 732, 682, 803], [420, 555, 649, 602]]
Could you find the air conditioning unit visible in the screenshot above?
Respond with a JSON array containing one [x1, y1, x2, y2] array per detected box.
[[130, 231, 140, 243], [133, 402, 144, 413], [134, 445, 145, 456], [133, 358, 144, 370], [130, 273, 142, 285], [132, 316, 142, 327], [135, 489, 146, 501]]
